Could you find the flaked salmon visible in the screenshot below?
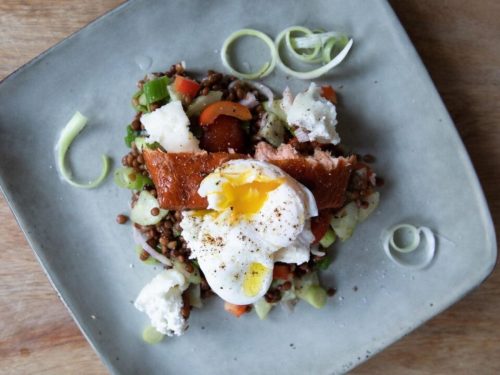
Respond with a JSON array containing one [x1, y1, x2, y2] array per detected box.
[[143, 149, 246, 210], [254, 142, 354, 210]]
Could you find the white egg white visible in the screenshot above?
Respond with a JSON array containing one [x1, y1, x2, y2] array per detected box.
[[181, 160, 318, 305]]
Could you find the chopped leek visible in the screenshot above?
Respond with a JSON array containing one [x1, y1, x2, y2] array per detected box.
[[55, 111, 110, 189], [221, 29, 277, 79], [113, 167, 152, 190], [293, 31, 345, 49], [143, 76, 170, 104], [142, 325, 164, 344], [257, 113, 286, 147], [130, 190, 168, 226], [167, 84, 182, 102], [253, 298, 273, 320], [382, 224, 436, 270], [285, 26, 322, 63], [275, 26, 353, 80], [262, 99, 287, 122], [319, 228, 336, 248]]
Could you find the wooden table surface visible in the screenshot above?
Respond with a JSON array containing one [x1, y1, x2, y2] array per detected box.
[[0, 1, 499, 374]]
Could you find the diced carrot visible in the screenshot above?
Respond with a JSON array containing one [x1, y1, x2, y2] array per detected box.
[[311, 210, 333, 244], [199, 101, 252, 126], [273, 264, 292, 281], [174, 75, 200, 98], [224, 302, 249, 318], [320, 85, 337, 104]]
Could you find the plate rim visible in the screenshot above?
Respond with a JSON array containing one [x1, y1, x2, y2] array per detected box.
[[0, 0, 496, 374]]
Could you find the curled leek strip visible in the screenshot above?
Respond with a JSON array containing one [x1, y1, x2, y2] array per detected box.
[[55, 112, 110, 189], [382, 224, 436, 269], [275, 26, 353, 80], [220, 28, 277, 80], [284, 26, 323, 63]]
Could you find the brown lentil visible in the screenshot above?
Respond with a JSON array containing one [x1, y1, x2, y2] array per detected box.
[[327, 288, 337, 297], [167, 241, 177, 250], [281, 281, 292, 291], [139, 250, 150, 261], [131, 119, 141, 131], [116, 214, 128, 224], [150, 207, 160, 216], [264, 289, 282, 303]]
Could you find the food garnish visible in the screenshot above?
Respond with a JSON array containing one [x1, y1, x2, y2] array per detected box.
[[56, 111, 109, 189]]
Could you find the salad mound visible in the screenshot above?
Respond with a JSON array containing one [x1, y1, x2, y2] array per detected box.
[[115, 62, 381, 339]]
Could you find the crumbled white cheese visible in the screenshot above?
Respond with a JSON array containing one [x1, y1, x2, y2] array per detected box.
[[140, 100, 200, 152], [134, 269, 189, 336], [285, 83, 340, 144]]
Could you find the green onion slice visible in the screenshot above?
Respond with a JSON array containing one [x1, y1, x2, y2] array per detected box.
[[382, 224, 436, 269], [55, 112, 110, 189], [143, 76, 170, 105], [221, 28, 277, 80], [275, 26, 353, 80]]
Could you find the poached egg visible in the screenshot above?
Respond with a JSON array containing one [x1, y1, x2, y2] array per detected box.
[[181, 159, 317, 305]]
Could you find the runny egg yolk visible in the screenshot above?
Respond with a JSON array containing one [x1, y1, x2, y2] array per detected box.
[[215, 172, 284, 216], [243, 262, 269, 297]]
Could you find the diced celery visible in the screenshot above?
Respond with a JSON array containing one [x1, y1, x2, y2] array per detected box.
[[294, 272, 320, 298], [186, 91, 223, 117], [358, 192, 380, 222], [130, 191, 168, 226], [253, 298, 273, 320], [330, 202, 358, 241], [299, 285, 327, 309], [187, 284, 203, 308], [319, 227, 336, 248], [113, 167, 152, 190], [142, 325, 164, 344]]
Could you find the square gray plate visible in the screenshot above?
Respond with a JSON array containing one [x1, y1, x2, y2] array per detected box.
[[0, 0, 496, 374]]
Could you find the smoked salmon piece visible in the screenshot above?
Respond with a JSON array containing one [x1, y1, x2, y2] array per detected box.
[[143, 149, 246, 210], [254, 142, 355, 210]]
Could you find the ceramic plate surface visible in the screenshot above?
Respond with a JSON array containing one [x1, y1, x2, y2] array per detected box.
[[0, 0, 496, 374]]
